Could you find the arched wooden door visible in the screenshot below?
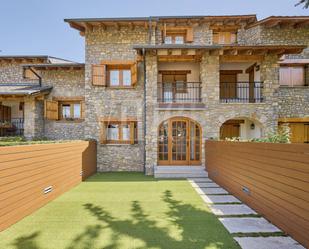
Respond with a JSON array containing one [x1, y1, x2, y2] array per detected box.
[[158, 117, 201, 165]]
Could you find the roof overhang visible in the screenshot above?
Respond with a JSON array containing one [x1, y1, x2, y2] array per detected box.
[[247, 16, 309, 29], [220, 45, 306, 56], [0, 84, 52, 97], [23, 63, 85, 70], [64, 15, 257, 35]]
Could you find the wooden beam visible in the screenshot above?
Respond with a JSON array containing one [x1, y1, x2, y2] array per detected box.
[[278, 117, 309, 123], [264, 20, 281, 28], [220, 55, 264, 62]]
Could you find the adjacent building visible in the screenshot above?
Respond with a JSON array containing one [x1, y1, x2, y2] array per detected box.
[[0, 15, 308, 174]]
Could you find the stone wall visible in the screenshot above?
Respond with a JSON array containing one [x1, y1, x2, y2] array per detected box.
[[143, 52, 280, 174], [0, 61, 41, 84], [278, 86, 309, 118], [41, 69, 85, 140], [85, 26, 148, 172], [23, 99, 44, 139]]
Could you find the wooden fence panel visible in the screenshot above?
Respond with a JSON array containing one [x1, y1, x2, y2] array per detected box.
[[0, 140, 97, 231], [205, 140, 309, 248]]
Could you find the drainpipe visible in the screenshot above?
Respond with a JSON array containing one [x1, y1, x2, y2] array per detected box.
[[143, 48, 147, 174]]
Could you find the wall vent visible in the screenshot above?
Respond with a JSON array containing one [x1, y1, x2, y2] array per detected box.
[[44, 186, 53, 194], [242, 186, 250, 195]]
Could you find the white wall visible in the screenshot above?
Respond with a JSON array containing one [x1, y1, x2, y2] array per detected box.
[[220, 62, 261, 82], [1, 101, 23, 119], [158, 62, 200, 82], [239, 118, 262, 139]]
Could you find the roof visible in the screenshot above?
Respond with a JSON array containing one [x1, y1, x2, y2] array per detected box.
[[23, 63, 85, 70], [0, 55, 77, 64], [247, 16, 309, 29], [0, 84, 52, 96], [65, 15, 257, 32]]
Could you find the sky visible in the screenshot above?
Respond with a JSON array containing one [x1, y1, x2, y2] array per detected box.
[[0, 0, 308, 62]]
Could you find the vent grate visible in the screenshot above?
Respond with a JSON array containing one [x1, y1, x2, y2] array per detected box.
[[44, 186, 53, 194]]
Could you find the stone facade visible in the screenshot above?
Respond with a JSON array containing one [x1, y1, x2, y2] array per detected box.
[[0, 16, 309, 174], [278, 87, 309, 118], [41, 69, 85, 140], [0, 60, 42, 84], [84, 26, 148, 172]]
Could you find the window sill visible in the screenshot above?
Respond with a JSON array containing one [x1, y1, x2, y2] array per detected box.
[[106, 86, 135, 89], [55, 119, 85, 123], [279, 85, 308, 88]]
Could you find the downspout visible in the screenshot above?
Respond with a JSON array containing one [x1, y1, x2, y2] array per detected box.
[[143, 48, 147, 174]]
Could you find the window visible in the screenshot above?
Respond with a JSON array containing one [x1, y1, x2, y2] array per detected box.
[[60, 102, 82, 120], [213, 31, 237, 44], [105, 64, 136, 87], [101, 120, 137, 144], [279, 66, 305, 86], [164, 33, 185, 44]]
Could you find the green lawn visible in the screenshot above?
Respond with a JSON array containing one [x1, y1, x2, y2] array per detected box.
[[0, 173, 240, 249]]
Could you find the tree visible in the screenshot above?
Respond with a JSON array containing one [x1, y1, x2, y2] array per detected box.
[[295, 0, 309, 8]]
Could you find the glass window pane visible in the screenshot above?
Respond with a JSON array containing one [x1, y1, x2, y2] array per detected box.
[[107, 124, 119, 140], [123, 70, 131, 86], [122, 124, 130, 140], [175, 36, 184, 44], [164, 36, 172, 44], [73, 103, 81, 118], [110, 70, 120, 86], [62, 105, 71, 118]]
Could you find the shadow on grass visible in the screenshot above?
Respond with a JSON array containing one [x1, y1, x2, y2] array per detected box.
[[11, 188, 237, 249], [11, 232, 41, 249]]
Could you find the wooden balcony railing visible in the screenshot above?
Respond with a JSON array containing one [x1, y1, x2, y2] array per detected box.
[[157, 82, 202, 103], [220, 82, 263, 103]]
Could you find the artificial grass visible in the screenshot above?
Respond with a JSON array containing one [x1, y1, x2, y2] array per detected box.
[[0, 173, 240, 249]]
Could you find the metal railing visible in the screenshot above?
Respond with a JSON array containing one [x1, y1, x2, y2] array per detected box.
[[157, 82, 202, 103], [0, 118, 24, 136], [220, 82, 263, 103]]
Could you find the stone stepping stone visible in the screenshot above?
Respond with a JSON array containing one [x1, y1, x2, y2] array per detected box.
[[234, 236, 305, 249], [187, 177, 212, 183], [210, 204, 257, 216], [191, 182, 219, 188], [219, 217, 281, 233], [197, 187, 229, 195], [201, 195, 241, 204]]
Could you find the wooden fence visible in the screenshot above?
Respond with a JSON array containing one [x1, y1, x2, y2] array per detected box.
[[205, 140, 309, 248], [0, 140, 97, 231]]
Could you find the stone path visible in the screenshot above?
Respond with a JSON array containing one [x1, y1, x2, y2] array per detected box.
[[188, 177, 305, 249]]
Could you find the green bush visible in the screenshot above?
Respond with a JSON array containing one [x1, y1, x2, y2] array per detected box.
[[223, 124, 291, 144]]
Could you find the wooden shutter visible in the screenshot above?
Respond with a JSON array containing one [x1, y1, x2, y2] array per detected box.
[[291, 67, 304, 86], [100, 122, 107, 144], [279, 67, 291, 86], [44, 100, 58, 120], [186, 27, 194, 43], [131, 63, 138, 86], [92, 65, 106, 86], [81, 101, 85, 119], [130, 122, 135, 144], [213, 33, 219, 44]]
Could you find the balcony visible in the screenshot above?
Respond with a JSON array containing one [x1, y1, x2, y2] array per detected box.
[[220, 82, 263, 103], [0, 118, 24, 137], [157, 82, 203, 108]]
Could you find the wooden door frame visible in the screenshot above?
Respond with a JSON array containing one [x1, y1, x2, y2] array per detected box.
[[158, 117, 202, 166]]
